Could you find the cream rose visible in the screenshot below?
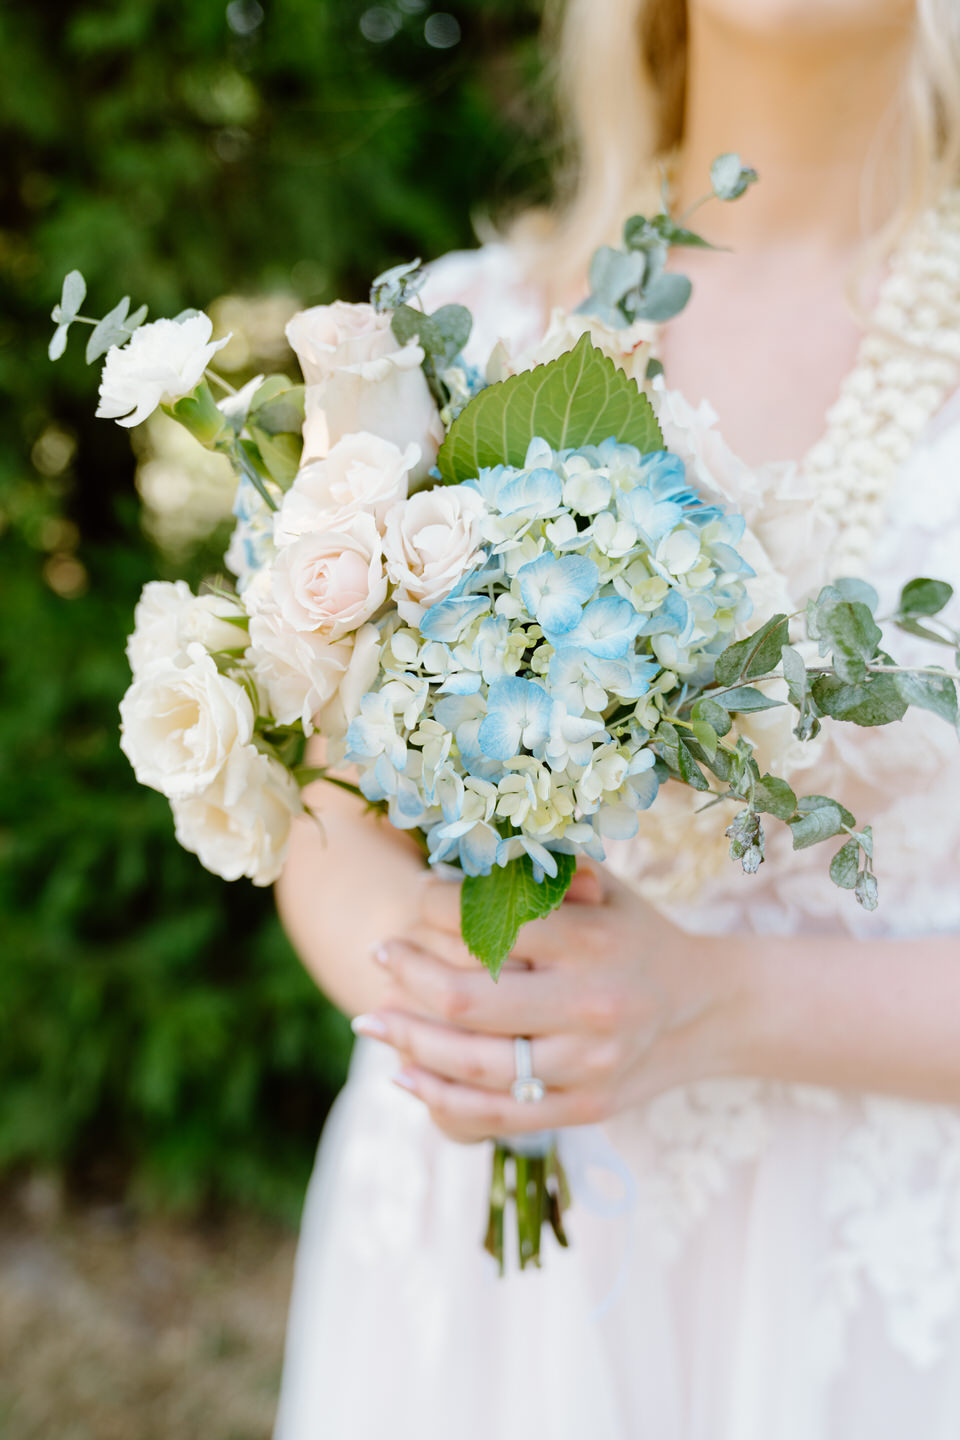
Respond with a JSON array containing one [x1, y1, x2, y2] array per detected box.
[[382, 485, 486, 626], [248, 612, 379, 736], [119, 644, 254, 799], [286, 301, 443, 481], [505, 308, 655, 388], [274, 432, 418, 546], [126, 580, 245, 678], [171, 747, 302, 887], [269, 511, 387, 638]]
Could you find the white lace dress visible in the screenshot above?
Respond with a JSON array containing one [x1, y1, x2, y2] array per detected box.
[[274, 205, 960, 1440]]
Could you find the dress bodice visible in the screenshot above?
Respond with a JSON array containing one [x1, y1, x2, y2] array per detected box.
[[421, 200, 960, 942]]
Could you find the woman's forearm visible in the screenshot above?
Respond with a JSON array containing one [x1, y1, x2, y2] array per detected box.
[[275, 776, 426, 1018], [736, 930, 960, 1104]]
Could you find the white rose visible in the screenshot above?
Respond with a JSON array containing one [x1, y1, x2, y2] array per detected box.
[[508, 308, 655, 387], [275, 432, 418, 546], [382, 485, 486, 626], [269, 510, 387, 638], [171, 747, 302, 887], [286, 301, 443, 482], [126, 580, 246, 678], [96, 314, 230, 429], [247, 610, 370, 736], [314, 622, 381, 742], [119, 643, 255, 799]]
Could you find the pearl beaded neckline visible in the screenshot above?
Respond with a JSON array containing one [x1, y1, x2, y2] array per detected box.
[[801, 188, 960, 576]]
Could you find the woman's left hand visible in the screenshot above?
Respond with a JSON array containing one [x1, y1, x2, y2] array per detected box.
[[355, 866, 755, 1144]]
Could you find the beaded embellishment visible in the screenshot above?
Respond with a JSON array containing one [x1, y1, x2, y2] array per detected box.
[[802, 188, 960, 576]]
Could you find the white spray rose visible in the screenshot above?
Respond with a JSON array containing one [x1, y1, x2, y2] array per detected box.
[[503, 308, 655, 387], [269, 510, 387, 638], [285, 301, 443, 482], [126, 580, 245, 678], [171, 747, 302, 887], [275, 432, 418, 546], [119, 643, 255, 799], [382, 485, 486, 626], [96, 315, 230, 428], [248, 612, 378, 737]]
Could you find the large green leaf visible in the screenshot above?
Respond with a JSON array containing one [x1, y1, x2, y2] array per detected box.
[[460, 853, 576, 979], [437, 334, 663, 485]]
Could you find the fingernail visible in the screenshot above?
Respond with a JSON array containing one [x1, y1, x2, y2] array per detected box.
[[371, 944, 390, 968], [392, 1071, 419, 1096], [351, 1013, 388, 1040]]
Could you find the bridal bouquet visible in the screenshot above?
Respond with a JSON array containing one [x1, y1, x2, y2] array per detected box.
[[51, 155, 960, 1272]]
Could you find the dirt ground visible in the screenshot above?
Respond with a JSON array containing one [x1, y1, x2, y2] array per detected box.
[[0, 1178, 297, 1440]]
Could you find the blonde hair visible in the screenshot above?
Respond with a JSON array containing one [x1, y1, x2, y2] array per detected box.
[[514, 0, 960, 298]]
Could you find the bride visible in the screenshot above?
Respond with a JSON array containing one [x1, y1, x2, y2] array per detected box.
[[272, 0, 960, 1435]]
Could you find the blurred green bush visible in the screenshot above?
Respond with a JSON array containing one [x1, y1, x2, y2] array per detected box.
[[0, 0, 547, 1220]]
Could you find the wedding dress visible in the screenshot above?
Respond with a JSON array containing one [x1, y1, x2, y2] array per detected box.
[[273, 194, 960, 1440]]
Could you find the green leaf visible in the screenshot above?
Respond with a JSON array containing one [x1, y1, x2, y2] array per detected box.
[[893, 669, 959, 725], [832, 576, 880, 613], [370, 257, 425, 312], [650, 215, 720, 250], [829, 838, 860, 889], [753, 774, 797, 820], [819, 599, 882, 683], [430, 304, 473, 363], [392, 302, 471, 370], [85, 295, 132, 363], [460, 854, 576, 978], [677, 740, 711, 791], [588, 246, 647, 307], [59, 269, 87, 321], [788, 794, 856, 850], [690, 720, 718, 761], [645, 357, 665, 382], [437, 334, 664, 485], [630, 272, 692, 323], [249, 378, 306, 435], [898, 577, 953, 617], [247, 426, 300, 485], [691, 696, 732, 736], [810, 673, 908, 727], [48, 324, 69, 361], [715, 686, 785, 713], [714, 613, 789, 686]]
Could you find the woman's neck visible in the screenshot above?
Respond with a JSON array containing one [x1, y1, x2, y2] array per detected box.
[[675, 8, 915, 253]]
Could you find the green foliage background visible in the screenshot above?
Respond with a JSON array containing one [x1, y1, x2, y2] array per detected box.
[[0, 0, 548, 1221]]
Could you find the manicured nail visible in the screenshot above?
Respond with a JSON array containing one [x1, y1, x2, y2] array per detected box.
[[351, 1013, 388, 1040], [392, 1071, 419, 1096], [371, 944, 390, 968]]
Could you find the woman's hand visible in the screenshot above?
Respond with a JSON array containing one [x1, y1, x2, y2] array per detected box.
[[353, 866, 755, 1144]]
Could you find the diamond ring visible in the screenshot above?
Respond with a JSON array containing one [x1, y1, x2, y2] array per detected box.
[[511, 1036, 546, 1103]]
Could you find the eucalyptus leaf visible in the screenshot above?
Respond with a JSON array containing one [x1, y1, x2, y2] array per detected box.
[[588, 246, 647, 307], [437, 334, 664, 484], [855, 872, 879, 911], [677, 740, 711, 791], [48, 324, 69, 361], [810, 673, 908, 727], [59, 269, 87, 321], [829, 838, 860, 889], [832, 576, 880, 613], [819, 598, 882, 682], [460, 853, 576, 978], [645, 357, 665, 382], [370, 257, 426, 312], [788, 794, 856, 850], [752, 774, 797, 821], [691, 696, 732, 736], [85, 296, 132, 363], [630, 271, 693, 323], [893, 668, 959, 725], [780, 644, 807, 707], [715, 686, 785, 713], [690, 720, 718, 761], [710, 153, 759, 201], [715, 613, 788, 685], [898, 577, 953, 618], [650, 215, 720, 250]]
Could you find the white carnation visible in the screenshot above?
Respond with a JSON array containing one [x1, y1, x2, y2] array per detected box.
[[96, 314, 230, 429], [119, 643, 255, 799], [171, 747, 302, 887], [126, 580, 245, 678]]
